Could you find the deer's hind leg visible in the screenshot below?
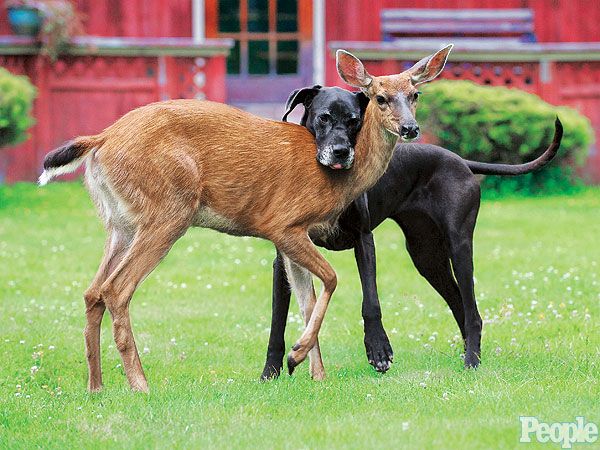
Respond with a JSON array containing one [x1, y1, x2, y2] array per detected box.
[[99, 217, 191, 392], [84, 226, 133, 392]]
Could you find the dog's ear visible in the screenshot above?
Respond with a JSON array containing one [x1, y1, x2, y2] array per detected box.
[[355, 91, 370, 117], [282, 85, 322, 122]]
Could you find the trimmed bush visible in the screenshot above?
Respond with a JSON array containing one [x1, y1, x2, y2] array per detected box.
[[418, 80, 594, 195], [0, 68, 37, 148]]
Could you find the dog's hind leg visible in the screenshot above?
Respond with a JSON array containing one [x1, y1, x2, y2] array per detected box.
[[446, 208, 481, 369], [283, 256, 325, 380], [404, 231, 466, 341]]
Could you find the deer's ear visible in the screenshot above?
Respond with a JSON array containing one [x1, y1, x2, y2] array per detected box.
[[337, 50, 373, 89], [407, 44, 453, 85], [282, 85, 322, 122]]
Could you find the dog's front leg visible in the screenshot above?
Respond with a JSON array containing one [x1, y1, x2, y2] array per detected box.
[[354, 231, 393, 373], [260, 250, 292, 380]]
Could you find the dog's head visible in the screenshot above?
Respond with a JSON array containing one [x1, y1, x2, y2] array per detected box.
[[282, 85, 369, 170]]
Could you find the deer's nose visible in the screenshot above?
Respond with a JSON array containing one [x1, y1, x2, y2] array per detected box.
[[401, 124, 420, 139]]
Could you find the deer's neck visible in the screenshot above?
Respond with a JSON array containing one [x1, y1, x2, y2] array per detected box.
[[349, 102, 398, 197]]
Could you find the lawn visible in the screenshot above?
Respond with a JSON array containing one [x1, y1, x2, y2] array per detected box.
[[0, 182, 598, 449]]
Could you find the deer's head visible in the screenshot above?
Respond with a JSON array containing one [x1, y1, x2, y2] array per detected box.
[[336, 45, 452, 141]]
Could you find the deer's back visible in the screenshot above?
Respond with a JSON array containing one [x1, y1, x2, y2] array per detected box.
[[89, 100, 351, 238]]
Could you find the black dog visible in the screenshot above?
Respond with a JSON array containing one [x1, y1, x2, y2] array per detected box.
[[261, 85, 562, 379]]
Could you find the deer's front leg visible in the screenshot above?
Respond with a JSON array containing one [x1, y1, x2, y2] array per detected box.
[[354, 231, 393, 373]]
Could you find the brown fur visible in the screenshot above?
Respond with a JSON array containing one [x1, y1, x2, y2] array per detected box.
[[40, 47, 452, 391]]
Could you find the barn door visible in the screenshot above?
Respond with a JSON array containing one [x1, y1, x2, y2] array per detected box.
[[207, 0, 313, 104]]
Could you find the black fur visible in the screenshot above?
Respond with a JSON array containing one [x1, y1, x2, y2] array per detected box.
[[261, 87, 562, 379], [43, 141, 87, 170]]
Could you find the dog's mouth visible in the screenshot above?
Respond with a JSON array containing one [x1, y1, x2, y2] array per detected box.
[[317, 146, 354, 170]]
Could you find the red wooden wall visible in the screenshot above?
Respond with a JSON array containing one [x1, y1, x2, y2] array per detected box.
[[0, 0, 230, 182], [324, 0, 600, 44], [0, 0, 193, 38]]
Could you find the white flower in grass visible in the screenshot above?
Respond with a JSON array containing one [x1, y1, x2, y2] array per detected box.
[[30, 365, 39, 375], [402, 422, 409, 431]]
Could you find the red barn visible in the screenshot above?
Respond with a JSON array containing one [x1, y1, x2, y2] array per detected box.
[[1, 0, 599, 182]]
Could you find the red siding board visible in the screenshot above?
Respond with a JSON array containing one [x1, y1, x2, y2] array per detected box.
[[2, 0, 600, 181]]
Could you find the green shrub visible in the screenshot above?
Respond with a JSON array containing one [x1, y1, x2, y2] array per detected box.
[[0, 68, 37, 148], [418, 80, 594, 195]]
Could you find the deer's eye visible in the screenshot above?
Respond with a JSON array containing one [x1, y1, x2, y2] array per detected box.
[[376, 95, 387, 105], [413, 91, 422, 102]]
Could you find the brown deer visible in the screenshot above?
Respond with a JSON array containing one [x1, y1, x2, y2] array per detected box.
[[39, 46, 452, 392]]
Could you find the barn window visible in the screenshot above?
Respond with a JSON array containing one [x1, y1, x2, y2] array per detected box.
[[218, 0, 299, 76]]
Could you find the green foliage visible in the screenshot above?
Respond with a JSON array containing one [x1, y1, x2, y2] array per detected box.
[[0, 68, 37, 148], [418, 80, 594, 195]]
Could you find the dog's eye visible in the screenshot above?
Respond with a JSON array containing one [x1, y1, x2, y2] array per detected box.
[[318, 114, 331, 124], [376, 95, 387, 105], [347, 118, 361, 129]]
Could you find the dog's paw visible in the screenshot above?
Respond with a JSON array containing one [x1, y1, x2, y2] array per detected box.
[[260, 362, 282, 381], [364, 328, 394, 373], [464, 352, 481, 369]]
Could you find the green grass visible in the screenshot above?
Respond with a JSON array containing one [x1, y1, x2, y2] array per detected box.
[[1, 182, 599, 449]]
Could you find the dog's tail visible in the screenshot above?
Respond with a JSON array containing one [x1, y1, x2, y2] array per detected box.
[[465, 117, 563, 176], [38, 134, 105, 186]]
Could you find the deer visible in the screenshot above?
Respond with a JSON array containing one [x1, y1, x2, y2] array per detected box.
[[38, 45, 452, 392]]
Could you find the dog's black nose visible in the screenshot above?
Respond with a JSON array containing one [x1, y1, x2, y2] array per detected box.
[[332, 145, 350, 159], [401, 124, 419, 139]]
